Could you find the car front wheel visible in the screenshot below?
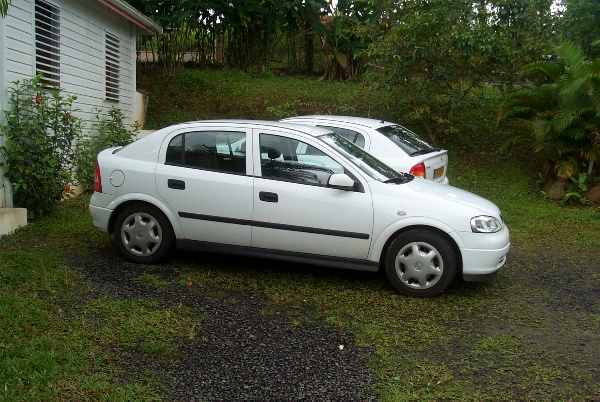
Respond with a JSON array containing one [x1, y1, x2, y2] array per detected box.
[[385, 229, 457, 297], [114, 204, 174, 264]]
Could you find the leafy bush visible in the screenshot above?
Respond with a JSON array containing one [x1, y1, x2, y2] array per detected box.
[[498, 42, 600, 183], [75, 108, 138, 188], [0, 76, 82, 218], [0, 76, 138, 217]]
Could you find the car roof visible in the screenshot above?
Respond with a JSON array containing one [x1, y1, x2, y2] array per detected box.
[[281, 115, 393, 130], [114, 120, 338, 162], [166, 119, 336, 137]]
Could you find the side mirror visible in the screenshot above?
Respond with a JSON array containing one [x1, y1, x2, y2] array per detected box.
[[328, 173, 355, 190]]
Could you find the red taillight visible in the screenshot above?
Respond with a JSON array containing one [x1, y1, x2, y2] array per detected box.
[[409, 162, 426, 178], [94, 161, 102, 192]]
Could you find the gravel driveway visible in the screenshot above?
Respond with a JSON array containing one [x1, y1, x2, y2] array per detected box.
[[71, 253, 377, 400], [67, 243, 600, 401]]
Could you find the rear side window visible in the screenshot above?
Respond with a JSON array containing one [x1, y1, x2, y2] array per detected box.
[[165, 131, 246, 174], [317, 125, 365, 148]]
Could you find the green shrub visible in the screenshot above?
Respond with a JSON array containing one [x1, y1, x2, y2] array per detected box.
[[0, 76, 82, 218], [75, 107, 138, 188]]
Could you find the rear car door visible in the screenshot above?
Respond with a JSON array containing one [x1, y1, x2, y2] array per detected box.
[[155, 126, 253, 246], [251, 128, 374, 260]]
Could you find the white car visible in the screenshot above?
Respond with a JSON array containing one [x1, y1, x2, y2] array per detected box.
[[89, 120, 509, 297], [281, 115, 450, 184]]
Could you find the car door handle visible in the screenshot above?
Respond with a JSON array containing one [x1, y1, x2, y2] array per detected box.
[[168, 179, 185, 190], [259, 191, 278, 202]]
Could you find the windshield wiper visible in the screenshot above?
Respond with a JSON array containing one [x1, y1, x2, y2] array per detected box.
[[410, 148, 441, 156], [384, 174, 413, 184]]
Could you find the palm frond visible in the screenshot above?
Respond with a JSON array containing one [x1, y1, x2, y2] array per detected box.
[[525, 61, 563, 83], [554, 157, 579, 179], [556, 42, 588, 72], [499, 107, 537, 123], [498, 133, 532, 154], [532, 119, 552, 143], [552, 102, 594, 133], [500, 85, 558, 112], [559, 75, 591, 98]]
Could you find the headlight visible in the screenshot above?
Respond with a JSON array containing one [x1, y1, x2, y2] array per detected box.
[[471, 216, 502, 233]]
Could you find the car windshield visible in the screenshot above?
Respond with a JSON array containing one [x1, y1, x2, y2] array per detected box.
[[377, 125, 437, 156], [320, 134, 401, 182]]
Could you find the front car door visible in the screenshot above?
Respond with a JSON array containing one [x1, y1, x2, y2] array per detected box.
[[155, 126, 253, 246], [251, 128, 373, 260]]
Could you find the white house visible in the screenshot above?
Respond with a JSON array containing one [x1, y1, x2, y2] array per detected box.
[[0, 0, 161, 235]]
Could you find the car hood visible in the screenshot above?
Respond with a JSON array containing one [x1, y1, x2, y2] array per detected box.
[[370, 178, 502, 230]]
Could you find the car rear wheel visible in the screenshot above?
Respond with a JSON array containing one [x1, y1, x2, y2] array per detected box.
[[385, 229, 457, 297], [114, 204, 174, 264]]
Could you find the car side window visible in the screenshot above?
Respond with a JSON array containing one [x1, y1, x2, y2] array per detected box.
[[317, 125, 366, 148], [259, 134, 343, 185], [165, 131, 246, 174]]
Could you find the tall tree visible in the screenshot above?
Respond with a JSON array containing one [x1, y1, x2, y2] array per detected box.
[[560, 0, 600, 59]]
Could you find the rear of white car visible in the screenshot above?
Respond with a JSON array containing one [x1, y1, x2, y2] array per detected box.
[[281, 115, 450, 184]]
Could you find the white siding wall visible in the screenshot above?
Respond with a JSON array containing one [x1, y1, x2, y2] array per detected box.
[[58, 0, 136, 125], [0, 0, 139, 207]]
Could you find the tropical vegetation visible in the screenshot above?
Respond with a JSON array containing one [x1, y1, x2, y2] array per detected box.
[[0, 76, 82, 217], [498, 41, 600, 199]]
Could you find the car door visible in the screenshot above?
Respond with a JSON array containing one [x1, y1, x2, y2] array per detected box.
[[155, 126, 253, 246], [251, 128, 373, 260]]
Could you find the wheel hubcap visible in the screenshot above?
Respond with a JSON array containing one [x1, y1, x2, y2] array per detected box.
[[395, 242, 443, 289], [121, 212, 162, 257]]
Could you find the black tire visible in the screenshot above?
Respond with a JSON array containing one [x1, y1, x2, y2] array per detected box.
[[385, 229, 457, 298], [113, 203, 174, 264]]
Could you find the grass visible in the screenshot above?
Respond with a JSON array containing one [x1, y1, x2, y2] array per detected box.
[[1, 68, 599, 400], [0, 197, 202, 400], [138, 67, 392, 128]]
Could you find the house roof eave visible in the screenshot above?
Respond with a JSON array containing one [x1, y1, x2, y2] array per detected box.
[[96, 0, 162, 35]]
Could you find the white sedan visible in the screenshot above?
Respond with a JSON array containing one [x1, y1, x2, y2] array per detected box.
[[89, 120, 509, 297], [281, 115, 450, 184]]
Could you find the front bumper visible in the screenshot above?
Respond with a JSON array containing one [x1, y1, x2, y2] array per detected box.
[[461, 242, 510, 278], [458, 226, 511, 279]]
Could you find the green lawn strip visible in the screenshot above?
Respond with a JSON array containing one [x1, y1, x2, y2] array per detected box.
[[0, 251, 138, 400], [0, 221, 203, 400], [0, 196, 111, 255], [134, 273, 172, 288], [139, 69, 383, 128]]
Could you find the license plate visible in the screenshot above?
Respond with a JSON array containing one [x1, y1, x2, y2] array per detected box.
[[434, 166, 444, 179]]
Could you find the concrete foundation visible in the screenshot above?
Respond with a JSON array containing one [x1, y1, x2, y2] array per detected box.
[[0, 208, 27, 237]]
